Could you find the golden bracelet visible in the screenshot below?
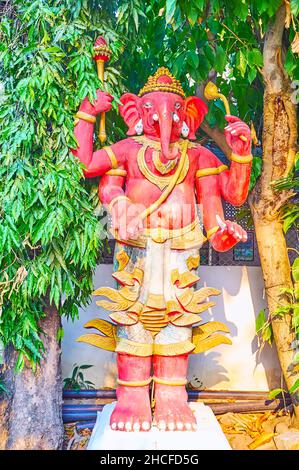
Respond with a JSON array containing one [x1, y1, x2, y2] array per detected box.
[[103, 146, 118, 169], [230, 153, 253, 164], [108, 195, 130, 213], [117, 377, 152, 387], [105, 169, 127, 177], [196, 165, 228, 178], [74, 111, 96, 125], [206, 226, 219, 239], [152, 376, 187, 386]]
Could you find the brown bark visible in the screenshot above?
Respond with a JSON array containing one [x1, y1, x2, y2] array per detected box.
[[249, 4, 299, 424], [0, 304, 64, 449]]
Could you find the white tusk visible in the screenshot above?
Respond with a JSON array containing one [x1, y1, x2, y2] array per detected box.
[[153, 113, 159, 121], [173, 113, 180, 122], [216, 214, 226, 230]]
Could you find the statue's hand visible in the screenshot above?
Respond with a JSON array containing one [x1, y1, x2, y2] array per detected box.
[[111, 200, 144, 241], [216, 215, 247, 243], [79, 90, 114, 116], [224, 115, 251, 156]]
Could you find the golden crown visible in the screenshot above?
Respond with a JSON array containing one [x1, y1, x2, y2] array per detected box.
[[138, 67, 185, 98]]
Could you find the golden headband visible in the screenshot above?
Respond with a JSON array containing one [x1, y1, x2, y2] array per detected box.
[[138, 67, 185, 98]]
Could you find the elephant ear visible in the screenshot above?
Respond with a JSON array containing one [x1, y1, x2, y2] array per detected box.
[[184, 96, 208, 140], [119, 93, 141, 136]]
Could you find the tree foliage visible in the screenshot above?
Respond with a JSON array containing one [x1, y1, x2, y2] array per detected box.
[[0, 0, 126, 369]]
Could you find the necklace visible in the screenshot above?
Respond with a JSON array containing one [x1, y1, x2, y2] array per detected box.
[[152, 150, 178, 174], [137, 146, 188, 190]]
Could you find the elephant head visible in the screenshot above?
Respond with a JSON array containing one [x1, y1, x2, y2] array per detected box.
[[119, 67, 208, 160]]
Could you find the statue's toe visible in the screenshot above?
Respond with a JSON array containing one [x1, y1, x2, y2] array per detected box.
[[133, 422, 140, 431], [141, 421, 150, 431]]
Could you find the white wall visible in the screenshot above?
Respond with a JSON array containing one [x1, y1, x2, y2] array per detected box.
[[62, 264, 281, 391]]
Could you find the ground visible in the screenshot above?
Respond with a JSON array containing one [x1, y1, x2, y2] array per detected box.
[[63, 410, 299, 450]]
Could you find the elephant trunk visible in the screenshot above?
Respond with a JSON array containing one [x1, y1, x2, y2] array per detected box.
[[158, 107, 177, 160]]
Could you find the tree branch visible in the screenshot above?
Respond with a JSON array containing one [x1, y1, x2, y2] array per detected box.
[[263, 4, 287, 93], [200, 120, 231, 157]]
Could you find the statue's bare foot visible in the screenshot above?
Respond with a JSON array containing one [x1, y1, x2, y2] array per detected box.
[[110, 386, 152, 431], [154, 385, 197, 431]]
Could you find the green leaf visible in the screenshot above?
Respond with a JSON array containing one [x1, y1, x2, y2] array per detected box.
[[236, 50, 247, 77], [292, 258, 299, 283], [292, 351, 299, 365], [166, 0, 177, 24], [248, 67, 257, 84], [262, 324, 273, 345], [256, 309, 266, 333], [289, 378, 299, 394], [215, 46, 226, 74], [290, 0, 299, 16], [268, 388, 284, 400], [133, 9, 139, 32], [248, 48, 263, 68]]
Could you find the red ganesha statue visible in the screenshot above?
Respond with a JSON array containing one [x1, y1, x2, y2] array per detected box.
[[72, 67, 252, 432]]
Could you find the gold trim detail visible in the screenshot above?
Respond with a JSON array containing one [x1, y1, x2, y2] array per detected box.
[[186, 255, 200, 270], [192, 321, 232, 354], [196, 165, 228, 178], [76, 319, 116, 352], [143, 219, 198, 243], [112, 270, 134, 286], [109, 312, 138, 326], [105, 169, 127, 177], [115, 338, 153, 357], [103, 146, 118, 169], [74, 111, 96, 124], [146, 293, 166, 310], [176, 286, 220, 314], [171, 269, 200, 288], [138, 67, 186, 98], [170, 313, 202, 327], [230, 153, 253, 164], [115, 250, 130, 271], [206, 226, 219, 239], [152, 376, 188, 386], [112, 218, 206, 249], [117, 377, 152, 387], [108, 195, 130, 213], [153, 341, 195, 356], [137, 142, 189, 191], [152, 150, 178, 174], [132, 135, 198, 151]]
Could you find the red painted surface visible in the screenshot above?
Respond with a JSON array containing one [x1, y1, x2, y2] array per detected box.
[[153, 354, 197, 431], [72, 81, 252, 431], [110, 354, 152, 431], [72, 89, 251, 250]]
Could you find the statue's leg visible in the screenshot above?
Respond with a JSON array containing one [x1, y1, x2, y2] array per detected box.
[[153, 325, 196, 431], [110, 322, 153, 432]]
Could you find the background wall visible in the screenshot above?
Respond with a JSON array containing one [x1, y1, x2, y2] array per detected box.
[[62, 264, 281, 390]]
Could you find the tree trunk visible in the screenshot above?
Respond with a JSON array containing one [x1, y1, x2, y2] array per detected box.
[[249, 4, 299, 424], [0, 304, 64, 449]]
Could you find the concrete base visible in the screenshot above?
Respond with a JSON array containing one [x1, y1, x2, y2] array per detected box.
[[87, 402, 231, 450]]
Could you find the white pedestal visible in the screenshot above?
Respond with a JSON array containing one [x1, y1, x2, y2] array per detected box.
[[87, 402, 231, 450]]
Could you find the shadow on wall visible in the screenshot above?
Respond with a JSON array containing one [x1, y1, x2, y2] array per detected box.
[[188, 266, 281, 390], [247, 268, 282, 391], [189, 351, 229, 389]]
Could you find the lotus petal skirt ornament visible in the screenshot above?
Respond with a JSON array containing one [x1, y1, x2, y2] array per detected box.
[[78, 237, 231, 356]]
